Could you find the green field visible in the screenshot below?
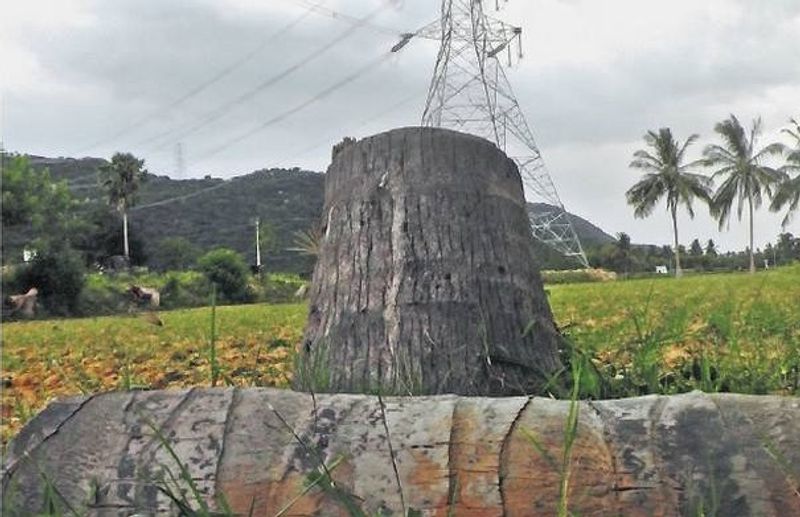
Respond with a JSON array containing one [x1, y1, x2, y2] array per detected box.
[[549, 265, 800, 398], [2, 265, 799, 445]]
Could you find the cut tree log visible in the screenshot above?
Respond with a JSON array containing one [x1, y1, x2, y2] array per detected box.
[[3, 389, 799, 516], [298, 127, 563, 396]]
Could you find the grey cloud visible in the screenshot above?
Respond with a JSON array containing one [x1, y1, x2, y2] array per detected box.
[[5, 0, 799, 250], [515, 5, 800, 150]]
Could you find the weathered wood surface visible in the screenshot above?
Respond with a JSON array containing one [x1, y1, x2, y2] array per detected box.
[[299, 127, 562, 395], [3, 389, 799, 516]]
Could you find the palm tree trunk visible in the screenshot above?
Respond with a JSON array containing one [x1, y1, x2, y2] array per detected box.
[[296, 128, 563, 395], [671, 206, 682, 277], [122, 210, 130, 260], [748, 194, 755, 274], [10, 390, 800, 516]]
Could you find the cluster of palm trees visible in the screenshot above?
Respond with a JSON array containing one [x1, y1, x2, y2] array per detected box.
[[626, 115, 800, 276]]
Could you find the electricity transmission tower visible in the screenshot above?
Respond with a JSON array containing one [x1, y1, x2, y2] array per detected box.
[[403, 0, 589, 266]]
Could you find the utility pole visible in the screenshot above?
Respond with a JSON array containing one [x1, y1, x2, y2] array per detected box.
[[255, 217, 262, 270]]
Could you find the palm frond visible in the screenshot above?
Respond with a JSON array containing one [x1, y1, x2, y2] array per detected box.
[[629, 149, 663, 171], [679, 157, 707, 172], [770, 174, 800, 227], [786, 149, 800, 168], [289, 226, 323, 256], [626, 175, 665, 219], [708, 164, 737, 180], [713, 115, 749, 160], [702, 143, 737, 165], [710, 175, 740, 229], [782, 118, 800, 148], [677, 133, 700, 163], [752, 142, 786, 163], [747, 117, 763, 158]]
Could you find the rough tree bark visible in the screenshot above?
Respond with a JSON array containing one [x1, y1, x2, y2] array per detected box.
[[3, 389, 799, 516], [296, 127, 563, 396]]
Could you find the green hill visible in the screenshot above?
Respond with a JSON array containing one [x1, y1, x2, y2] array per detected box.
[[12, 155, 613, 273]]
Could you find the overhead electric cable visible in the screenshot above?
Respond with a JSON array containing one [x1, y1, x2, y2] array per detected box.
[[76, 3, 326, 155], [130, 180, 234, 212], [275, 89, 426, 166], [136, 62, 414, 208], [195, 51, 393, 162], [277, 0, 401, 36], [143, 5, 388, 152]]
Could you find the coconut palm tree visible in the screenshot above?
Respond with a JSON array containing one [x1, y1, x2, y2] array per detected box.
[[626, 128, 712, 277], [770, 118, 800, 227], [704, 115, 785, 274], [98, 152, 147, 262]]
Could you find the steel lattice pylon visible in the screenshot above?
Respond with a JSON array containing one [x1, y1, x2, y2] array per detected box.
[[418, 0, 588, 267]]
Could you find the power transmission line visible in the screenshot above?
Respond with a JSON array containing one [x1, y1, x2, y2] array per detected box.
[[194, 51, 394, 163], [277, 0, 402, 37], [142, 5, 389, 152], [75, 1, 325, 155], [274, 89, 426, 167], [130, 180, 233, 212], [129, 174, 326, 213], [131, 56, 405, 209]]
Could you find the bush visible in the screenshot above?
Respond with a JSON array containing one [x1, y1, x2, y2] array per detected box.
[[78, 273, 128, 315], [540, 268, 617, 285], [75, 270, 211, 315], [197, 248, 251, 303], [17, 246, 86, 316], [159, 271, 210, 309], [150, 237, 200, 272], [251, 272, 307, 303]]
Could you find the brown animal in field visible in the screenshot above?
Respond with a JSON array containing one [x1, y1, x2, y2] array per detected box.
[[6, 287, 38, 317], [127, 285, 160, 308]]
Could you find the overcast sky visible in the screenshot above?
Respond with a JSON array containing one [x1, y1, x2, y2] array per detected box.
[[2, 0, 799, 251]]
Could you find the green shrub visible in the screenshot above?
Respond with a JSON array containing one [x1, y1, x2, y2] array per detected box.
[[251, 272, 306, 303], [197, 248, 251, 303], [74, 270, 211, 314], [1, 264, 24, 297], [17, 246, 86, 316], [159, 271, 210, 309], [150, 237, 200, 271], [78, 274, 128, 315]]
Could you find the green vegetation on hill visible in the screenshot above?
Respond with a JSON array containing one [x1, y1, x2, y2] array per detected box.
[[6, 153, 795, 277], [11, 155, 613, 273], [131, 168, 324, 274], [6, 156, 324, 275]]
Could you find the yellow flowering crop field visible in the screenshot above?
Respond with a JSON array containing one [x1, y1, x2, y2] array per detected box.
[[2, 303, 306, 445], [2, 265, 799, 446]]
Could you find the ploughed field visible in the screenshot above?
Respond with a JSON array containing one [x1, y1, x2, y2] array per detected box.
[[2, 265, 799, 446]]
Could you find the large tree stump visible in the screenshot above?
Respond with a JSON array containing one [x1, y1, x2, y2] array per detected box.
[[3, 390, 799, 516], [297, 127, 562, 396]]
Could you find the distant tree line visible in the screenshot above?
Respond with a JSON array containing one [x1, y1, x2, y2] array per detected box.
[[588, 232, 800, 275], [626, 115, 800, 277]]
